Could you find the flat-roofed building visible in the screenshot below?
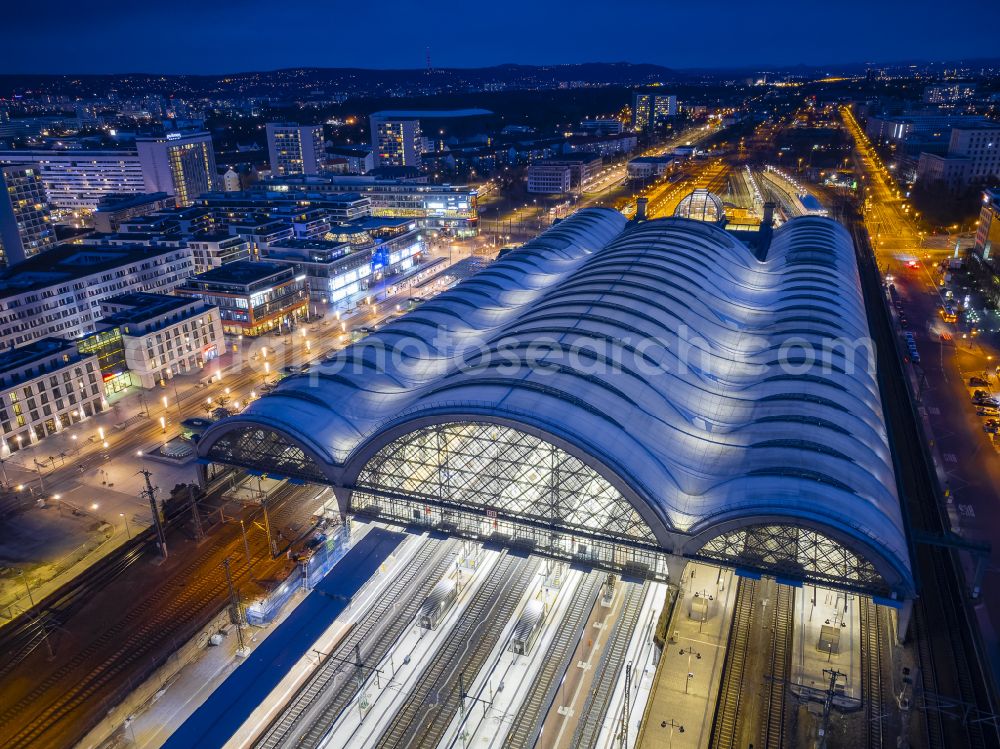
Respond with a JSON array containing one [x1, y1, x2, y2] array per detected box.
[[0, 149, 145, 211], [92, 292, 225, 388], [0, 338, 104, 453], [527, 163, 572, 194], [136, 130, 217, 207], [0, 244, 195, 350], [92, 193, 174, 233], [579, 118, 624, 135], [264, 226, 423, 307], [172, 260, 308, 337], [632, 92, 678, 131], [369, 109, 493, 168], [227, 217, 293, 256], [263, 175, 478, 236], [185, 231, 252, 274], [0, 164, 56, 267], [627, 155, 674, 180], [528, 153, 602, 192], [327, 146, 374, 174], [266, 123, 325, 177]]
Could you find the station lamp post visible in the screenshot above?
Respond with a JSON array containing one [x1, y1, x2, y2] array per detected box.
[[660, 719, 684, 748]]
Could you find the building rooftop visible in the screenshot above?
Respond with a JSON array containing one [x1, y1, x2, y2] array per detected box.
[[543, 152, 603, 163], [0, 337, 78, 372], [268, 238, 352, 254], [189, 231, 242, 243], [97, 292, 199, 327], [179, 260, 290, 287], [198, 209, 913, 598], [630, 155, 674, 164], [94, 193, 172, 213], [0, 244, 187, 299]]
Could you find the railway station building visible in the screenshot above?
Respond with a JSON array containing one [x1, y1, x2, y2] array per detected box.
[[196, 208, 915, 621]]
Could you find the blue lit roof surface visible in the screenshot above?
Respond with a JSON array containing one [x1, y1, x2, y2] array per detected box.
[[199, 208, 912, 593]]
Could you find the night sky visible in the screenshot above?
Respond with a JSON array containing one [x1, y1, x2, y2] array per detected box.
[[3, 0, 994, 74]]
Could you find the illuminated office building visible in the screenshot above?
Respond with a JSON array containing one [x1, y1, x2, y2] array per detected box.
[[632, 92, 678, 131], [136, 130, 217, 207]]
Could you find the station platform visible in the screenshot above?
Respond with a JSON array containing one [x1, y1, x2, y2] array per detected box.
[[160, 526, 405, 749], [790, 585, 861, 706], [535, 577, 633, 749], [636, 562, 738, 748]]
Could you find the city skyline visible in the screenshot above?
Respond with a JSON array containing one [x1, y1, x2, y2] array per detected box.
[[3, 0, 997, 75], [1, 15, 999, 747]]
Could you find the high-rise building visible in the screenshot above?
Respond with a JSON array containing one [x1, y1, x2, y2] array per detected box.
[[266, 123, 325, 176], [0, 164, 57, 267], [632, 92, 678, 131], [136, 130, 217, 207], [0, 149, 146, 210], [370, 114, 423, 167]]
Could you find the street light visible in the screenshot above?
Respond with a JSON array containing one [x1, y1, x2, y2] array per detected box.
[[120, 512, 131, 539]]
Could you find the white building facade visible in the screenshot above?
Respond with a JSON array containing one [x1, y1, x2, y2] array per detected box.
[[0, 245, 195, 350], [0, 338, 105, 454]]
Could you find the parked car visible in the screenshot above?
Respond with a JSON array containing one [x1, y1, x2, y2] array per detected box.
[[977, 406, 1000, 417], [984, 419, 1000, 434], [970, 377, 990, 388]]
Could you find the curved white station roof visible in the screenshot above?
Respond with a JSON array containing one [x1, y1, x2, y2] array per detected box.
[[200, 208, 912, 593]]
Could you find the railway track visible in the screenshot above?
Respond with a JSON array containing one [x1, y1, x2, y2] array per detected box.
[[709, 577, 757, 749], [0, 483, 316, 749], [373, 552, 539, 749], [760, 583, 794, 749], [848, 211, 1000, 749], [569, 579, 649, 749], [253, 537, 458, 749], [501, 570, 603, 749], [861, 597, 885, 749]]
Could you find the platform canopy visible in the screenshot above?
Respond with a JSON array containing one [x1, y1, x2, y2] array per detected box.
[[199, 208, 914, 599]]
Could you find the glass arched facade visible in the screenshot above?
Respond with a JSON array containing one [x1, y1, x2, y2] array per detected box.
[[351, 421, 668, 578]]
